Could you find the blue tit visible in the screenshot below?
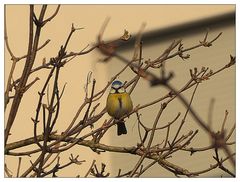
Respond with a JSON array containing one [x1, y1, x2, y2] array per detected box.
[[106, 80, 133, 135]]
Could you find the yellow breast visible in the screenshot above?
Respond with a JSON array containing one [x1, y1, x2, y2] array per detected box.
[[106, 92, 133, 119]]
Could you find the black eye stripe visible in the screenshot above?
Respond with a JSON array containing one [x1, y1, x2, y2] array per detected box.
[[111, 87, 125, 94], [112, 87, 118, 91]]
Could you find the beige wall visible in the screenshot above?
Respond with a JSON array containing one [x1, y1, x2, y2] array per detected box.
[[106, 24, 235, 177], [5, 5, 235, 177]]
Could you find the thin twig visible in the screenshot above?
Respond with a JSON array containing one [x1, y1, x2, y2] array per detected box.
[[85, 160, 96, 177], [16, 157, 22, 177], [207, 98, 215, 129], [221, 110, 228, 134]]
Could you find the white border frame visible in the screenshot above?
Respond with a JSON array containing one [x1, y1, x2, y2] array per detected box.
[[1, 1, 238, 181]]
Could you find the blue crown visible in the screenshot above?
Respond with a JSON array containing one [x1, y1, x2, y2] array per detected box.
[[112, 80, 123, 87]]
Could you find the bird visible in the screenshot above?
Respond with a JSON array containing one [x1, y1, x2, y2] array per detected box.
[[106, 80, 133, 135]]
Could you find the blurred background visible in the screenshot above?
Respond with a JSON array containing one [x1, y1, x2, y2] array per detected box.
[[5, 4, 235, 177]]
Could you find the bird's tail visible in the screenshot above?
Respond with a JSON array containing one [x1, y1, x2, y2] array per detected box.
[[117, 120, 127, 135]]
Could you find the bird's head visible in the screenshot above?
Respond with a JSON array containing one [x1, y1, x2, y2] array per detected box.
[[110, 80, 125, 93]]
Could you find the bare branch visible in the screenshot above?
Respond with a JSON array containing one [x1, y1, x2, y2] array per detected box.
[[16, 157, 22, 177]]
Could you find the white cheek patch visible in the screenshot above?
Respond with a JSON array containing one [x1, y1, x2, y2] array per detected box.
[[118, 88, 125, 93], [110, 88, 115, 94]]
